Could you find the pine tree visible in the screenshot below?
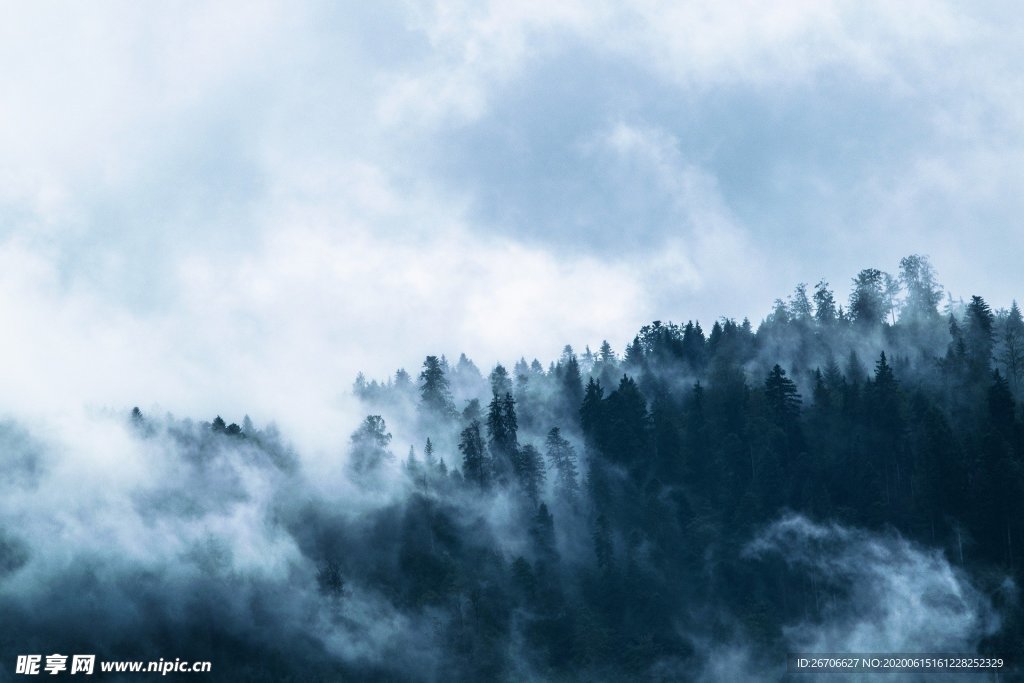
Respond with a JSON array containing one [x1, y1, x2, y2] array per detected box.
[[580, 377, 605, 439], [944, 315, 968, 371], [462, 398, 482, 423], [459, 420, 488, 487], [811, 368, 830, 409], [581, 345, 596, 374], [502, 393, 518, 436], [790, 283, 813, 321], [764, 365, 801, 426], [898, 254, 942, 324], [490, 364, 512, 397], [452, 353, 486, 396], [561, 353, 584, 415], [530, 503, 557, 561], [845, 351, 866, 385], [405, 445, 424, 486], [823, 355, 844, 391], [353, 372, 368, 398], [813, 280, 837, 325], [873, 351, 897, 390], [1001, 301, 1024, 391], [545, 427, 580, 505], [517, 444, 546, 504], [419, 356, 456, 418], [623, 335, 644, 370], [602, 376, 651, 468], [965, 296, 995, 379], [486, 394, 509, 447], [849, 268, 888, 326], [487, 392, 519, 483], [681, 321, 707, 372], [349, 415, 394, 474], [424, 437, 437, 469], [768, 299, 791, 326]]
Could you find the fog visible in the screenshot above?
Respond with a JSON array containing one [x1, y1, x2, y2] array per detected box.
[[2, 268, 1019, 678], [3, 1, 1023, 680]]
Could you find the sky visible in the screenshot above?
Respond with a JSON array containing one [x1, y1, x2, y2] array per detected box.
[[0, 1, 1022, 445]]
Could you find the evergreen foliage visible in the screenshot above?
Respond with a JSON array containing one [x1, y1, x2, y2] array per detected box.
[[106, 255, 1022, 680]]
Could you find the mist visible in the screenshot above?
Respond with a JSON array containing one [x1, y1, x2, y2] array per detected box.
[[4, 2, 1024, 680], [2, 254, 1022, 680]]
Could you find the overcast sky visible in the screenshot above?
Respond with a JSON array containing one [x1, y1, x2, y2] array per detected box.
[[1, 1, 1021, 444]]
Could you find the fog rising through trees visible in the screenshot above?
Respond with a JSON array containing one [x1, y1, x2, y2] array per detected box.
[[4, 2, 1024, 679], [1, 255, 1021, 681]]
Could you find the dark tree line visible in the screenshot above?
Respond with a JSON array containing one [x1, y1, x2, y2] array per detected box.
[[333, 255, 1024, 678]]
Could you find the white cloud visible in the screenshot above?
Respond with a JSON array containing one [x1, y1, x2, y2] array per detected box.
[[747, 515, 1004, 654], [378, 0, 976, 128], [0, 0, 1020, 435], [590, 121, 763, 316], [0, 2, 296, 221], [0, 156, 648, 451]]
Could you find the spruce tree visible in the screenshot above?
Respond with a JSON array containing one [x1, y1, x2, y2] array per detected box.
[[459, 420, 488, 487], [764, 364, 801, 425], [545, 427, 580, 505], [849, 268, 888, 326], [1002, 301, 1024, 391], [813, 279, 837, 324], [965, 296, 995, 380], [349, 415, 394, 474], [419, 356, 456, 418]]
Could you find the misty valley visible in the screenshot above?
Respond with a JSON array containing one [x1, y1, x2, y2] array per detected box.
[[1, 255, 1021, 681]]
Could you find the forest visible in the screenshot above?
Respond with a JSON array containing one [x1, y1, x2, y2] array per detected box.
[[344, 254, 1023, 679], [1, 254, 1020, 681]]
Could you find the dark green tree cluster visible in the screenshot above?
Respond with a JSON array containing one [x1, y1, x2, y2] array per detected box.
[[338, 254, 1023, 678]]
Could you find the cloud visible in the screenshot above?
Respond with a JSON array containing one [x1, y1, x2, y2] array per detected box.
[[0, 5, 1021, 680], [0, 0, 1020, 435], [0, 2, 293, 218], [684, 515, 1012, 681], [0, 408, 439, 678], [379, 0, 974, 129], [746, 515, 1006, 654], [381, 0, 1023, 311], [0, 158, 649, 451]]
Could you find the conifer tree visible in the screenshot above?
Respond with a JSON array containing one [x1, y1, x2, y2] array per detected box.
[[349, 415, 394, 474], [424, 437, 437, 469], [490, 364, 512, 397], [965, 296, 995, 379], [459, 420, 488, 487], [849, 268, 888, 326], [419, 356, 456, 418], [764, 365, 801, 426], [517, 444, 545, 504], [1001, 301, 1024, 391], [813, 280, 837, 324], [790, 283, 813, 321], [898, 254, 942, 323], [561, 353, 584, 415], [580, 377, 605, 438], [545, 427, 580, 505], [487, 391, 519, 483]]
